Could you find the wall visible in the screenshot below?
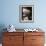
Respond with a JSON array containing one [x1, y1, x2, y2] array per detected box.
[[0, 0, 46, 29], [0, 0, 46, 44]]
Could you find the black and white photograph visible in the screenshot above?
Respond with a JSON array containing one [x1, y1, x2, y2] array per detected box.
[[19, 5, 34, 23]]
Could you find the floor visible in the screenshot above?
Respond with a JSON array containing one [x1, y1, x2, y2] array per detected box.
[[0, 44, 46, 46], [0, 44, 2, 46]]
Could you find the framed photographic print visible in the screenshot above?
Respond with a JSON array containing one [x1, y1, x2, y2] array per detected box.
[[19, 5, 34, 23]]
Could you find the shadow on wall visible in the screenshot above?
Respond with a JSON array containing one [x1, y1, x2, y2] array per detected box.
[[0, 24, 7, 43]]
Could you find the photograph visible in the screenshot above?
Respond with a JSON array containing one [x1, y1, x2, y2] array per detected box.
[[19, 5, 34, 23]]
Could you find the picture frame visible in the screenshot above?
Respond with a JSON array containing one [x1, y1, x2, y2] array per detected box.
[[19, 5, 34, 23]]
